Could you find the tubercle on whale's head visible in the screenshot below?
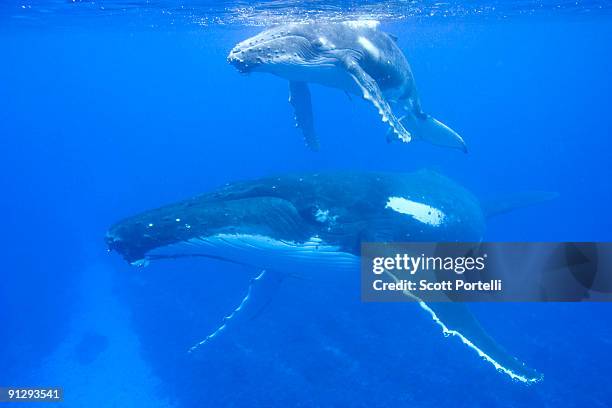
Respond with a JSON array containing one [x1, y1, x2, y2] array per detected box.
[[227, 24, 337, 75]]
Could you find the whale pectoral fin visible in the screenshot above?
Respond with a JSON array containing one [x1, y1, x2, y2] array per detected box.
[[289, 81, 320, 151], [188, 268, 285, 354], [383, 271, 542, 383], [418, 302, 542, 384], [341, 57, 412, 143]]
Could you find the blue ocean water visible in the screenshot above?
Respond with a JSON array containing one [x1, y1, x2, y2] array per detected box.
[[1, 1, 611, 407]]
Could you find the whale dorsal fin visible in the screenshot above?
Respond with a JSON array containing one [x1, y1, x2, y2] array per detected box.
[[289, 81, 320, 151], [482, 191, 558, 219], [341, 55, 412, 143]]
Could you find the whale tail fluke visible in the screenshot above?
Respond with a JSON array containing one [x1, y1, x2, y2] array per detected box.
[[391, 113, 467, 153]]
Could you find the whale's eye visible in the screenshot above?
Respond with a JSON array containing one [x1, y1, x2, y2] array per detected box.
[[312, 39, 323, 48]]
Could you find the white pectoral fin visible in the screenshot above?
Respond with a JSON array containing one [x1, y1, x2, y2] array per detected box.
[[289, 81, 320, 151], [419, 301, 542, 384], [342, 57, 412, 143], [384, 270, 541, 383], [188, 268, 284, 354]]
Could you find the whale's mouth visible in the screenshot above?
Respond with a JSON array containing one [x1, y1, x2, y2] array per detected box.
[[109, 230, 359, 275]]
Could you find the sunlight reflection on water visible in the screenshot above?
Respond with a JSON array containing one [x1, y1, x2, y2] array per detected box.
[[3, 0, 612, 28]]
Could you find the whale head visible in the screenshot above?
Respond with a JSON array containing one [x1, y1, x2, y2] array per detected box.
[[105, 176, 361, 271], [106, 171, 490, 269], [106, 194, 316, 268], [227, 24, 342, 78]]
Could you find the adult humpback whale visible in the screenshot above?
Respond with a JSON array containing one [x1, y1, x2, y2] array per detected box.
[[228, 21, 466, 152], [107, 170, 551, 384]]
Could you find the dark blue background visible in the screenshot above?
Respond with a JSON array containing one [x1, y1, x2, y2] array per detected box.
[[1, 5, 611, 407]]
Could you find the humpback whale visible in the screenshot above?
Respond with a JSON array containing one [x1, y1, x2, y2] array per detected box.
[[228, 21, 466, 152], [107, 170, 552, 383]]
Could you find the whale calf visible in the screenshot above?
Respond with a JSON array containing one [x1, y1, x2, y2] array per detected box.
[[228, 21, 466, 152], [107, 170, 552, 383]]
